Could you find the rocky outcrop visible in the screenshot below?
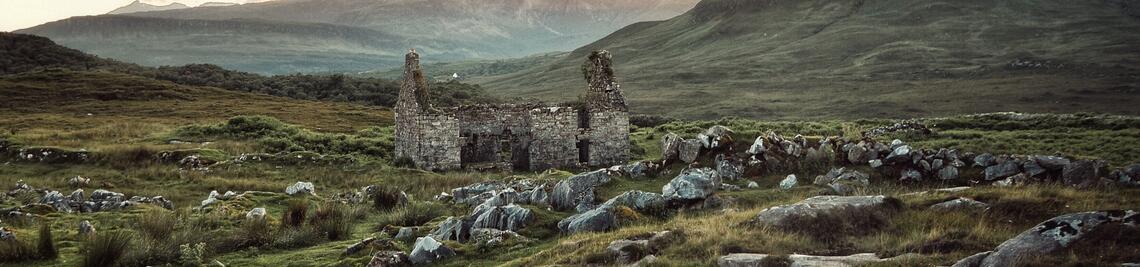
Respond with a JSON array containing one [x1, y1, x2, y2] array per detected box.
[[779, 174, 797, 190], [662, 168, 721, 202], [1062, 160, 1108, 188], [751, 195, 893, 226], [409, 236, 456, 265], [952, 210, 1139, 267], [601, 190, 667, 213], [719, 253, 886, 267], [285, 181, 315, 196], [661, 133, 683, 162], [551, 169, 612, 212], [715, 154, 744, 180], [930, 197, 988, 212], [471, 204, 533, 232], [557, 206, 617, 234], [678, 139, 703, 163], [431, 217, 471, 242]]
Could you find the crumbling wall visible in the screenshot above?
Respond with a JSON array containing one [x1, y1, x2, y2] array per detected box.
[[394, 49, 631, 172], [413, 113, 461, 171], [586, 110, 630, 167], [527, 106, 580, 170]]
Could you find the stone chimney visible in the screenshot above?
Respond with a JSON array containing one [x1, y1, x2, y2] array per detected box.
[[582, 50, 628, 111], [397, 49, 431, 113]]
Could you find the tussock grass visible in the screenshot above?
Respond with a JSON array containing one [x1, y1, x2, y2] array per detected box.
[[375, 201, 451, 228], [82, 231, 134, 267]]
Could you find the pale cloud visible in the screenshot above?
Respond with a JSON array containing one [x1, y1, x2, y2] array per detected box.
[[0, 0, 268, 32]]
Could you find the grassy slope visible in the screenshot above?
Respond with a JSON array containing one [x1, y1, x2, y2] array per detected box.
[[2, 71, 1139, 266], [475, 0, 1140, 120]]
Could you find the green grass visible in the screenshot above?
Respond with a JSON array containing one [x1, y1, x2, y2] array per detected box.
[[3, 79, 1139, 266]]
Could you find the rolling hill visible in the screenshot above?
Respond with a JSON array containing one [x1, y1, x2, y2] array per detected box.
[[17, 0, 699, 74], [475, 0, 1140, 119], [108, 1, 191, 14]]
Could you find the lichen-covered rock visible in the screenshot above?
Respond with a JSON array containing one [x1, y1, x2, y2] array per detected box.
[[900, 168, 923, 181], [285, 181, 315, 196], [557, 206, 617, 234], [746, 136, 766, 155], [601, 190, 666, 213], [746, 181, 759, 188], [953, 210, 1139, 267], [246, 207, 267, 221], [450, 181, 504, 205], [662, 168, 721, 201], [1062, 160, 1109, 188], [1033, 156, 1070, 171], [40, 190, 71, 213], [938, 166, 960, 180], [751, 195, 892, 226], [661, 133, 683, 161], [984, 160, 1021, 181], [471, 228, 530, 247], [394, 227, 415, 243], [974, 153, 997, 168], [779, 174, 797, 190], [930, 197, 989, 211], [950, 251, 991, 267], [719, 253, 884, 267], [700, 125, 734, 150], [471, 204, 533, 232], [678, 139, 703, 163], [409, 236, 456, 265], [884, 145, 912, 164], [517, 184, 550, 206], [1022, 160, 1047, 177], [431, 217, 471, 242], [551, 169, 612, 212], [607, 239, 650, 264], [715, 154, 744, 180]]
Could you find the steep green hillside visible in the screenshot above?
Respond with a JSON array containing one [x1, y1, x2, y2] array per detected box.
[[18, 0, 699, 74], [477, 0, 1140, 119]]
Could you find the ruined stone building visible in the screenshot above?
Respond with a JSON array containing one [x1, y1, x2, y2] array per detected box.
[[394, 50, 630, 171]]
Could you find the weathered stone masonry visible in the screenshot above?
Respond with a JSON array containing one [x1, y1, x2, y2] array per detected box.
[[394, 50, 630, 171]]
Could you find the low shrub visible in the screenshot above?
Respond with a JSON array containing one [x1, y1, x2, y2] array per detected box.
[[37, 223, 57, 260], [282, 200, 309, 228], [311, 202, 354, 241], [375, 201, 449, 228], [137, 209, 178, 240], [372, 185, 407, 212], [0, 238, 37, 262], [82, 231, 134, 267], [271, 227, 322, 249]]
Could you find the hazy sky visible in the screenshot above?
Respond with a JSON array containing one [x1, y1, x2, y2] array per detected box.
[[0, 0, 270, 32]]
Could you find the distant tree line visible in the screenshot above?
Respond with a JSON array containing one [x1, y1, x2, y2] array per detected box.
[[0, 33, 496, 108]]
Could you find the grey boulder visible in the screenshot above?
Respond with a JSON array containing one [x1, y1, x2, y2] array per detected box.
[[409, 236, 456, 265], [954, 210, 1138, 267], [751, 195, 892, 227], [557, 206, 617, 234], [662, 168, 721, 201], [551, 169, 612, 212], [601, 190, 667, 213]]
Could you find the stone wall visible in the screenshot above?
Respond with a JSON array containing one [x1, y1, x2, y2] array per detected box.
[[413, 113, 461, 171], [393, 50, 630, 172], [586, 110, 630, 167], [527, 106, 581, 170]]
